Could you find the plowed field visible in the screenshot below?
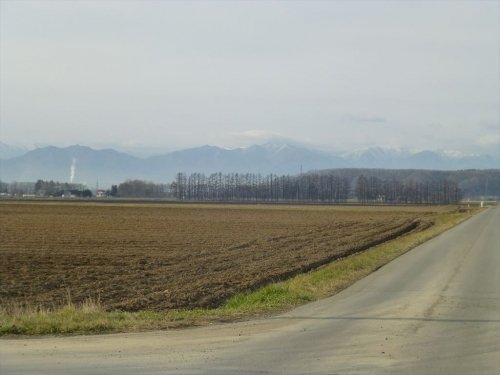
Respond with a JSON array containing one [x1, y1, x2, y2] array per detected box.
[[0, 202, 442, 311]]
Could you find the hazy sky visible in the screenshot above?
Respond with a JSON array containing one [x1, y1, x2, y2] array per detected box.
[[1, 0, 499, 155]]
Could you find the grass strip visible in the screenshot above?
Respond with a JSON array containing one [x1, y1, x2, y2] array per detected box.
[[0, 208, 479, 336]]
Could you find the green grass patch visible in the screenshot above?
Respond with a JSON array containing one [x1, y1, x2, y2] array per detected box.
[[0, 208, 479, 336]]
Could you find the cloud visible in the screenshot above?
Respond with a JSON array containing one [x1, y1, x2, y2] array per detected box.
[[478, 120, 500, 132], [226, 130, 309, 149], [238, 130, 282, 140], [476, 134, 500, 146], [1, 1, 497, 155], [341, 114, 387, 124]]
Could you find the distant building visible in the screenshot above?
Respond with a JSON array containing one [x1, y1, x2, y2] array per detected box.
[[96, 189, 107, 198]]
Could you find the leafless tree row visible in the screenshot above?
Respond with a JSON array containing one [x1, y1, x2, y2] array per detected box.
[[170, 172, 351, 202], [170, 172, 461, 204]]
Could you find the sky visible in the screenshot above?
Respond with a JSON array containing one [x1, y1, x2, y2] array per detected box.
[[0, 0, 499, 156]]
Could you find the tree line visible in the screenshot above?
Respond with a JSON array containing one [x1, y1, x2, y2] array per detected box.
[[170, 172, 351, 202], [34, 180, 92, 197], [0, 170, 464, 204], [113, 179, 169, 198], [354, 175, 461, 204], [114, 171, 461, 204], [0, 180, 91, 197]]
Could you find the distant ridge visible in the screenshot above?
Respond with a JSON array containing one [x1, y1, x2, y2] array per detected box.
[[0, 143, 498, 187], [0, 142, 28, 159], [342, 147, 498, 170]]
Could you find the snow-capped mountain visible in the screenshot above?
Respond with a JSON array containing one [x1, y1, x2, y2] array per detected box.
[[342, 147, 498, 170], [0, 143, 497, 186]]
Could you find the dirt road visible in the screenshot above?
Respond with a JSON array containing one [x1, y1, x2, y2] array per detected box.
[[1, 207, 499, 374]]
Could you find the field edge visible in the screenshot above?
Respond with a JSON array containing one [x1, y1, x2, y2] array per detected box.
[[0, 207, 481, 337]]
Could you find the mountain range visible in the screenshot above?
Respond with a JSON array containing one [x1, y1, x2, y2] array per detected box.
[[0, 142, 28, 159], [0, 142, 498, 187]]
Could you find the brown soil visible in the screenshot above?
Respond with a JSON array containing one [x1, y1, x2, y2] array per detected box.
[[0, 202, 441, 311]]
